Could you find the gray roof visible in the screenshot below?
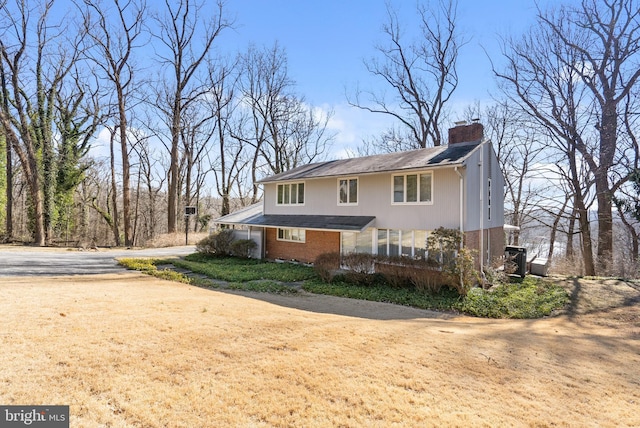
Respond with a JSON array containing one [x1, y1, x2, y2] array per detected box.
[[259, 141, 481, 183], [215, 203, 375, 232]]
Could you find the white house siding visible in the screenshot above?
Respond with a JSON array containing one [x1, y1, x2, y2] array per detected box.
[[263, 168, 463, 231], [463, 142, 505, 232]]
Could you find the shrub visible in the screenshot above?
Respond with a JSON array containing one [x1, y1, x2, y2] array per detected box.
[[427, 227, 463, 266], [425, 228, 480, 296], [406, 264, 446, 294], [314, 252, 341, 283], [374, 256, 411, 288], [483, 260, 509, 289], [341, 253, 376, 286], [375, 256, 448, 294], [230, 239, 257, 258], [316, 228, 480, 296], [196, 229, 235, 257], [446, 247, 479, 296], [195, 233, 217, 256]]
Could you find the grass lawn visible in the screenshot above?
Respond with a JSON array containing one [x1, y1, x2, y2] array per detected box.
[[2, 249, 637, 427], [118, 254, 570, 319]]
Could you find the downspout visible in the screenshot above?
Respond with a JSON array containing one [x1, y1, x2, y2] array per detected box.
[[479, 141, 484, 275], [454, 166, 464, 247]]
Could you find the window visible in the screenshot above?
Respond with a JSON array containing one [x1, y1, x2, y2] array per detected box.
[[342, 229, 429, 259], [277, 228, 305, 242], [376, 229, 429, 259], [341, 229, 373, 254], [389, 230, 400, 256], [277, 182, 304, 205], [392, 172, 432, 204], [356, 229, 372, 253], [414, 230, 427, 260], [338, 178, 358, 205], [377, 229, 388, 256], [401, 229, 413, 257]]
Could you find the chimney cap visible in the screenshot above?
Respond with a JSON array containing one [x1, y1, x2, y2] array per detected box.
[[454, 120, 467, 126]]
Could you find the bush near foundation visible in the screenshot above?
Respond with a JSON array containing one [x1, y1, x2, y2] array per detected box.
[[374, 257, 412, 289], [341, 253, 377, 286], [375, 256, 452, 294], [314, 228, 480, 296], [313, 252, 341, 283], [196, 229, 244, 257], [230, 239, 257, 259]]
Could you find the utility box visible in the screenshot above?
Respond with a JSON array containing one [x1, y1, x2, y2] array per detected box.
[[530, 258, 549, 277], [505, 246, 527, 278]]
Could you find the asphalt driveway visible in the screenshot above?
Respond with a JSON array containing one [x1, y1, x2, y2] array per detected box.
[[0, 246, 196, 276]]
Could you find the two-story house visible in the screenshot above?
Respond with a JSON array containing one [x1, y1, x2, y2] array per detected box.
[[215, 122, 505, 270]]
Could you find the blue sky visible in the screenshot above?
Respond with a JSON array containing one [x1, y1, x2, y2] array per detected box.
[[219, 0, 553, 152]]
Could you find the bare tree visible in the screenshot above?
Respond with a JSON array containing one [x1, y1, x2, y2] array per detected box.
[[179, 101, 216, 233], [151, 0, 231, 234], [348, 0, 464, 150], [81, 158, 118, 245], [54, 69, 102, 242], [0, 0, 87, 245], [130, 130, 165, 244], [237, 43, 334, 202], [482, 101, 546, 245], [1, 78, 11, 241], [204, 58, 248, 216], [550, 0, 640, 272], [82, 0, 147, 247], [496, 0, 640, 274]]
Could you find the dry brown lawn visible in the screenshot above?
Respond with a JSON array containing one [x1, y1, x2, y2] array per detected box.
[[0, 271, 638, 427]]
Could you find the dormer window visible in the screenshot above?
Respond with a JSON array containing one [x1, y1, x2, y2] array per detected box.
[[277, 182, 305, 205]]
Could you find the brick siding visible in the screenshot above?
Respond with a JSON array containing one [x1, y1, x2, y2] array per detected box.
[[464, 226, 505, 268], [265, 228, 340, 263]]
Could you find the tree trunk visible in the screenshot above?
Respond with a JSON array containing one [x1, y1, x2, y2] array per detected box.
[[547, 197, 569, 260], [566, 207, 576, 260], [42, 138, 55, 245], [119, 102, 132, 247], [167, 91, 181, 235], [577, 203, 595, 276], [5, 134, 12, 241], [27, 159, 46, 246], [594, 172, 613, 273], [594, 102, 617, 273], [110, 134, 121, 247]]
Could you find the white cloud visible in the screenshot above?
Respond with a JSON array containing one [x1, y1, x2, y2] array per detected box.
[[88, 127, 112, 161]]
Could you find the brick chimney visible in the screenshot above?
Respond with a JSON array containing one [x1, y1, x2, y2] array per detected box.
[[448, 121, 484, 144]]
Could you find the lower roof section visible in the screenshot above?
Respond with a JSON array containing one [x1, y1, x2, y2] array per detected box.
[[215, 203, 376, 233]]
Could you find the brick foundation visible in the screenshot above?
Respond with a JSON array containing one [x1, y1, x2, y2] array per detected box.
[[464, 227, 505, 268], [265, 228, 340, 263]]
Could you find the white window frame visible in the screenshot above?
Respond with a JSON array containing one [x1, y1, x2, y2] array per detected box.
[[337, 177, 359, 205], [277, 228, 306, 243], [341, 229, 429, 259], [391, 171, 433, 205], [276, 182, 305, 206]]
